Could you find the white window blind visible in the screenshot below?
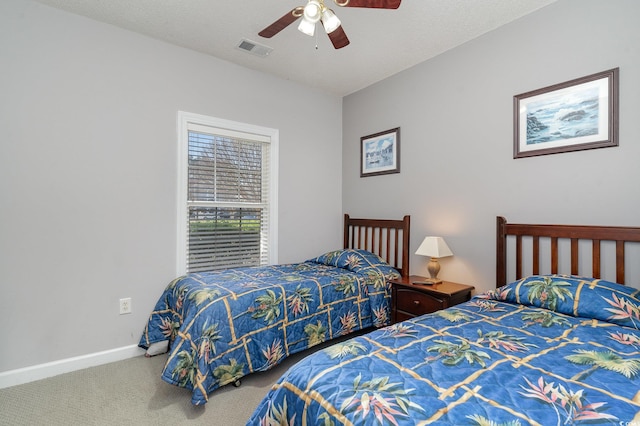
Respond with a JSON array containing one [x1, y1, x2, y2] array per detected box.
[[177, 113, 278, 274]]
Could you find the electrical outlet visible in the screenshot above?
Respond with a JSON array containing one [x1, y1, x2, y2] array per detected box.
[[119, 297, 132, 315]]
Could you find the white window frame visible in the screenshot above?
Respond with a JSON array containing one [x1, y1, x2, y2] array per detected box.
[[176, 111, 279, 275]]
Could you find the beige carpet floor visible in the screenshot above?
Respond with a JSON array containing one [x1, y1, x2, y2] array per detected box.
[[0, 348, 314, 426]]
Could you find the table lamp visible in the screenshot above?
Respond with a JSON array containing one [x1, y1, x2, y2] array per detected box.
[[415, 236, 453, 284]]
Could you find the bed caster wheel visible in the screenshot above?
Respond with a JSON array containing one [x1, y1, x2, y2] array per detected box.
[[233, 379, 241, 387]]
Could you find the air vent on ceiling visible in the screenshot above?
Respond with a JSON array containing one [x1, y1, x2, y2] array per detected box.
[[236, 39, 273, 58]]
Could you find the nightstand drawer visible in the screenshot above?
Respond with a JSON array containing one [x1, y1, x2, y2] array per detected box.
[[395, 288, 444, 315], [389, 276, 474, 324]]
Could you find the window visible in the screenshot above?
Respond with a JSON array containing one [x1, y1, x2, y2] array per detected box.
[[177, 112, 278, 274]]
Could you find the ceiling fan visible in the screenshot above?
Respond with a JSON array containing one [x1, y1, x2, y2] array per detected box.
[[258, 0, 402, 49]]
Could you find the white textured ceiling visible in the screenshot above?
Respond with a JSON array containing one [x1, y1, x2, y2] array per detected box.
[[33, 0, 558, 96]]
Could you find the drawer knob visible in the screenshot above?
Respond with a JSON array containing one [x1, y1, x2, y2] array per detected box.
[[413, 300, 420, 305]]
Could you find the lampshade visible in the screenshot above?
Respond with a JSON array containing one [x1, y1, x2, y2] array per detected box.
[[321, 8, 341, 33], [298, 18, 316, 36], [415, 236, 453, 258]]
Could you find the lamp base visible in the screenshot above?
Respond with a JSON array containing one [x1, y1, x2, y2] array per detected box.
[[427, 258, 442, 284]]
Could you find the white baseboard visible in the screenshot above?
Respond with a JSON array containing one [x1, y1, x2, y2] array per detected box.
[[0, 345, 145, 389]]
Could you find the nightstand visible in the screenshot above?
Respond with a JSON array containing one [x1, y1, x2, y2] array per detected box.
[[389, 275, 474, 323]]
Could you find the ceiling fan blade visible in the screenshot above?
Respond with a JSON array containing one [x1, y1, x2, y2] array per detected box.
[[338, 0, 401, 9], [327, 26, 350, 49], [258, 7, 304, 38]]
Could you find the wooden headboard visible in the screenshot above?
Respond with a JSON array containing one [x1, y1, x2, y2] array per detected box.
[[497, 216, 640, 287], [344, 214, 410, 278]]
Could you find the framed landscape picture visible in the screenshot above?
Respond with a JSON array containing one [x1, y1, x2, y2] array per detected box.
[[513, 68, 618, 158], [360, 127, 400, 177]]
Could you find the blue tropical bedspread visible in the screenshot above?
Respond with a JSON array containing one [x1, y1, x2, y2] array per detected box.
[[247, 275, 640, 425], [138, 249, 400, 405]]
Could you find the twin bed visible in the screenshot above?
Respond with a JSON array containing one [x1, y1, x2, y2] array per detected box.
[[140, 214, 640, 424], [138, 214, 410, 405], [247, 216, 640, 425]]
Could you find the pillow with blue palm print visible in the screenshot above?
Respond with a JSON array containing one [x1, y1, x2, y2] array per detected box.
[[309, 249, 401, 280], [487, 275, 640, 329]]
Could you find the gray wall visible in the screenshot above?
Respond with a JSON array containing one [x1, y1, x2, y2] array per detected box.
[[343, 0, 640, 292], [0, 0, 342, 373]]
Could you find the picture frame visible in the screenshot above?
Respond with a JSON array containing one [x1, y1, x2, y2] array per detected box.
[[360, 127, 400, 177], [513, 68, 618, 159]]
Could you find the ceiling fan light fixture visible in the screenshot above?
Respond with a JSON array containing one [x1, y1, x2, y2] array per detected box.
[[321, 8, 341, 33], [298, 18, 316, 36], [303, 1, 322, 23]]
